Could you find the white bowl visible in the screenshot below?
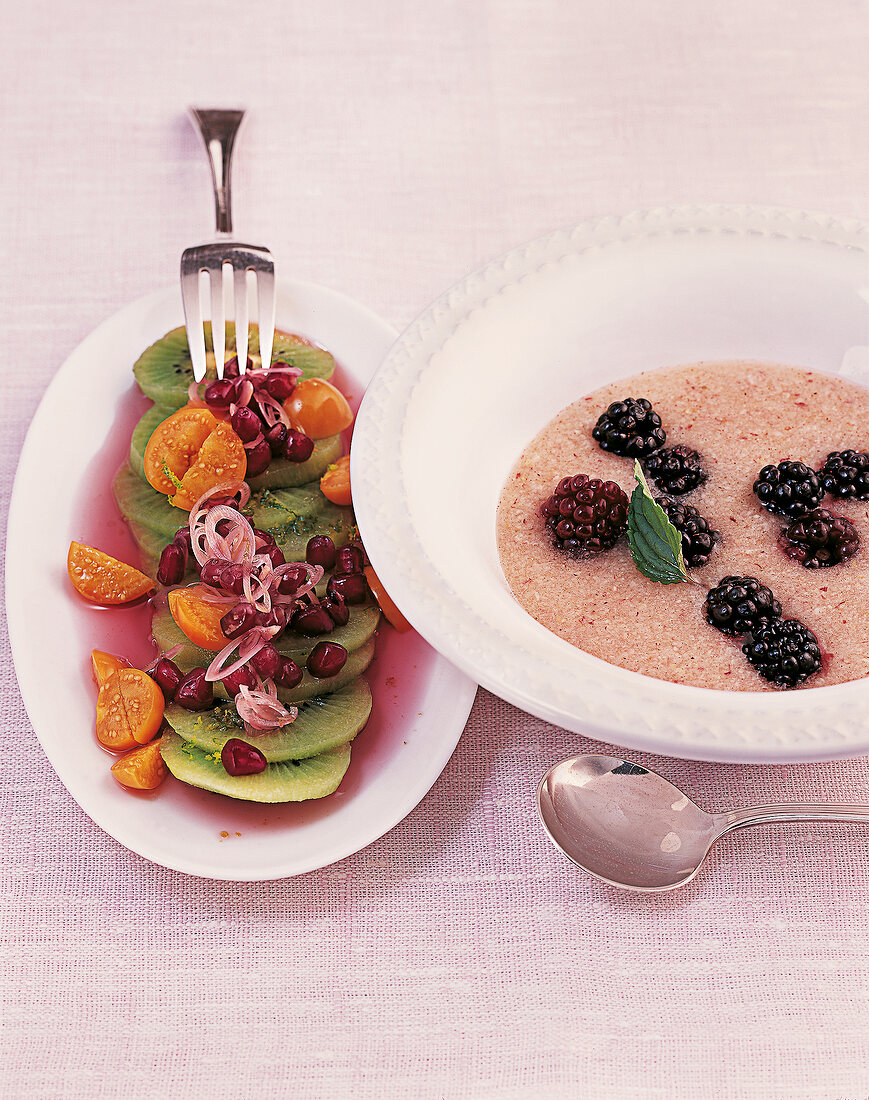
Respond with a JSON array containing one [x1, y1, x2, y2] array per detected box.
[[351, 206, 869, 764]]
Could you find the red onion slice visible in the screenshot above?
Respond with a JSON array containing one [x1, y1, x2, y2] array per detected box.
[[256, 391, 291, 429], [144, 643, 183, 674], [186, 380, 209, 408], [236, 684, 298, 731], [204, 627, 271, 683]]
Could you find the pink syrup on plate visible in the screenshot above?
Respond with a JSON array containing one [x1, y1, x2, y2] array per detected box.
[[69, 344, 440, 838]]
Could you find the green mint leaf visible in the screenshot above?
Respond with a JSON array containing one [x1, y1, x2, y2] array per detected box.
[[627, 460, 689, 584]]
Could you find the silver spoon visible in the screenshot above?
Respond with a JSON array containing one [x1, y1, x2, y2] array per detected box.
[[537, 753, 869, 892]]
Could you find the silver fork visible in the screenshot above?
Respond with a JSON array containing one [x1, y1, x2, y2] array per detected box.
[[180, 107, 275, 382]]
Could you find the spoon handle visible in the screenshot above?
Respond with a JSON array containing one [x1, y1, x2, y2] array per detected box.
[[720, 803, 869, 832]]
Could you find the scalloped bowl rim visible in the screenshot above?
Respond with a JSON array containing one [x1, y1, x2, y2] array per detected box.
[[351, 205, 869, 764]]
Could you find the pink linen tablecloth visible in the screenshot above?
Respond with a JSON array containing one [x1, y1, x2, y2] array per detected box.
[[3, 2, 869, 1097]]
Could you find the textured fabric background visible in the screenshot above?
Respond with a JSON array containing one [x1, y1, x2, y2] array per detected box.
[[3, 2, 869, 1097]]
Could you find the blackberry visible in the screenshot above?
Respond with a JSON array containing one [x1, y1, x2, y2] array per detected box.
[[656, 497, 718, 568], [703, 575, 782, 636], [742, 618, 822, 688], [779, 508, 859, 569], [645, 445, 706, 495], [592, 398, 666, 457], [541, 474, 629, 555], [818, 450, 869, 501], [753, 460, 823, 518]]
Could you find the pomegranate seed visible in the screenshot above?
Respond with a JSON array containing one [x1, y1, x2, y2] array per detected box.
[[173, 526, 193, 552], [200, 558, 224, 587], [327, 572, 368, 605], [274, 656, 303, 688], [335, 546, 365, 574], [263, 544, 285, 569], [230, 405, 261, 443], [258, 605, 287, 631], [253, 529, 276, 547], [157, 542, 186, 585], [250, 643, 282, 680], [175, 668, 213, 710], [276, 564, 309, 596], [306, 535, 337, 570], [245, 439, 271, 478], [152, 656, 182, 700], [221, 738, 267, 776], [285, 429, 314, 463], [204, 378, 235, 410], [264, 422, 288, 455], [221, 664, 258, 697], [219, 564, 245, 595], [291, 604, 334, 636], [220, 602, 258, 639], [306, 641, 348, 678], [265, 373, 296, 401], [232, 376, 255, 406], [322, 593, 350, 626]]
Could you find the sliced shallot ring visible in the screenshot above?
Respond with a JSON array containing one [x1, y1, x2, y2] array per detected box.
[[186, 379, 209, 408], [256, 390, 291, 429], [197, 589, 238, 605], [204, 627, 270, 683], [188, 482, 251, 564], [144, 643, 184, 674], [242, 565, 273, 613], [269, 561, 323, 602], [203, 507, 256, 564], [236, 685, 297, 730]]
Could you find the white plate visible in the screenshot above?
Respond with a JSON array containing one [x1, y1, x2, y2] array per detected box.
[[351, 206, 869, 764], [6, 282, 477, 879]]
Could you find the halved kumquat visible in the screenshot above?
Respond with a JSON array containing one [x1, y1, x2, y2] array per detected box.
[[143, 407, 246, 510], [168, 585, 231, 651], [320, 455, 352, 506], [110, 739, 168, 790], [284, 378, 353, 439], [91, 649, 132, 688], [96, 668, 164, 751], [68, 542, 155, 605], [364, 565, 412, 633]]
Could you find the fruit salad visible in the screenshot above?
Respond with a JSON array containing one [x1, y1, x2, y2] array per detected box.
[[68, 323, 406, 803]]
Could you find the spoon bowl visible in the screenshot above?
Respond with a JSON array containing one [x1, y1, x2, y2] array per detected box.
[[537, 754, 869, 892], [538, 755, 719, 891]]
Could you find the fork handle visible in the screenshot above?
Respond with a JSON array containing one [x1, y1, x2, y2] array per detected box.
[[188, 107, 246, 235]]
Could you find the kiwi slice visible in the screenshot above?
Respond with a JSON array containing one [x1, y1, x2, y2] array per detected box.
[[113, 463, 356, 565], [152, 602, 380, 668], [128, 403, 343, 491], [163, 677, 371, 762], [160, 727, 351, 803], [245, 485, 356, 558], [246, 435, 343, 492], [133, 325, 335, 408], [204, 637, 374, 705], [129, 404, 176, 479]]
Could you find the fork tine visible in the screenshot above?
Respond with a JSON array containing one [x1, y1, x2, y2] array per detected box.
[[210, 262, 226, 380], [233, 264, 249, 376], [256, 268, 275, 371], [180, 261, 208, 383]]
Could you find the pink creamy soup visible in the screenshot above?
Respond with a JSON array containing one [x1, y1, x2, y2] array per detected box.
[[496, 361, 869, 691]]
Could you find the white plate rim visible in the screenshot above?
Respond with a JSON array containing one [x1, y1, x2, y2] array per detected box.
[[6, 280, 478, 879], [351, 204, 869, 765]]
